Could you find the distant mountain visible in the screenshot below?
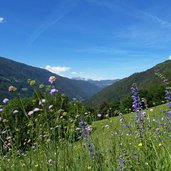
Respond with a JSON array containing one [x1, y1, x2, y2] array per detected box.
[[0, 56, 102, 100], [87, 60, 171, 107], [87, 79, 119, 88], [72, 77, 119, 88]]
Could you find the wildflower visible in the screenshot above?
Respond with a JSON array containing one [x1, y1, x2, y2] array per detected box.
[[33, 108, 40, 112], [97, 113, 102, 118], [119, 157, 124, 165], [131, 83, 143, 120], [88, 166, 91, 170], [49, 105, 53, 109], [120, 117, 124, 122], [168, 102, 171, 109], [3, 98, 9, 104], [29, 80, 36, 86], [80, 118, 94, 156], [105, 124, 109, 129], [48, 159, 53, 164], [48, 76, 56, 84], [35, 164, 39, 167], [85, 126, 91, 133], [76, 127, 80, 131], [39, 84, 44, 89], [158, 143, 162, 147], [13, 110, 19, 114], [138, 142, 143, 147], [149, 108, 153, 112], [0, 117, 3, 122], [0, 108, 3, 112], [49, 88, 58, 95], [123, 124, 127, 128], [39, 99, 46, 105], [8, 85, 17, 92], [28, 110, 34, 116], [167, 111, 171, 116]]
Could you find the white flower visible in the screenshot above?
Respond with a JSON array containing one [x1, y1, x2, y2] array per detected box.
[[33, 108, 40, 112], [97, 114, 102, 118], [28, 111, 34, 116]]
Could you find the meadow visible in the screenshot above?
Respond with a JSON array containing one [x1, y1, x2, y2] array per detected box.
[[0, 76, 171, 171]]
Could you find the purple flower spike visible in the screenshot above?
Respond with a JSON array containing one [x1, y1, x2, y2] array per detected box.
[[119, 157, 124, 165], [0, 108, 3, 112], [3, 98, 9, 104], [168, 102, 171, 109], [0, 117, 3, 122], [167, 111, 171, 116]]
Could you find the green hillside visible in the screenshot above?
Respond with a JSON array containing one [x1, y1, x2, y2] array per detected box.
[[0, 56, 102, 100], [88, 60, 171, 107]]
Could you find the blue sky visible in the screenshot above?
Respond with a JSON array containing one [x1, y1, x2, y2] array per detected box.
[[0, 0, 171, 80]]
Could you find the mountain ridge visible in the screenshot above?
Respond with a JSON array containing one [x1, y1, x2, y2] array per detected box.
[[87, 60, 171, 107], [0, 56, 102, 100]]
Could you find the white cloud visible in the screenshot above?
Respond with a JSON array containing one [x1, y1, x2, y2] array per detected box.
[[44, 65, 71, 74], [168, 55, 171, 60], [71, 71, 78, 75], [0, 17, 4, 23]]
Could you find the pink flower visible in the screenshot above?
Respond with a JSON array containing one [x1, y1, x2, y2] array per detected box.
[[8, 85, 17, 92], [48, 76, 56, 84]]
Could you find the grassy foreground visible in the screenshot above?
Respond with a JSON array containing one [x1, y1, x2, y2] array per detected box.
[[1, 103, 171, 171]]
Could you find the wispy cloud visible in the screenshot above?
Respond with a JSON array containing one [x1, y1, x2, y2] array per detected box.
[[141, 11, 171, 29], [44, 65, 71, 74], [168, 55, 171, 60], [28, 1, 78, 46], [0, 17, 4, 24]]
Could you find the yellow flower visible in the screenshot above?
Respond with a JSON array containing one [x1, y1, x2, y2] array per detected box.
[[30, 80, 36, 86], [159, 143, 162, 147], [35, 164, 39, 167], [88, 166, 91, 170], [138, 143, 143, 147]]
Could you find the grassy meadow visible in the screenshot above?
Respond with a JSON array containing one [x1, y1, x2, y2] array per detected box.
[[0, 76, 171, 171]]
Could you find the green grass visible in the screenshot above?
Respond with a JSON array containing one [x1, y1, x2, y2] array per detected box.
[[1, 103, 171, 170]]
